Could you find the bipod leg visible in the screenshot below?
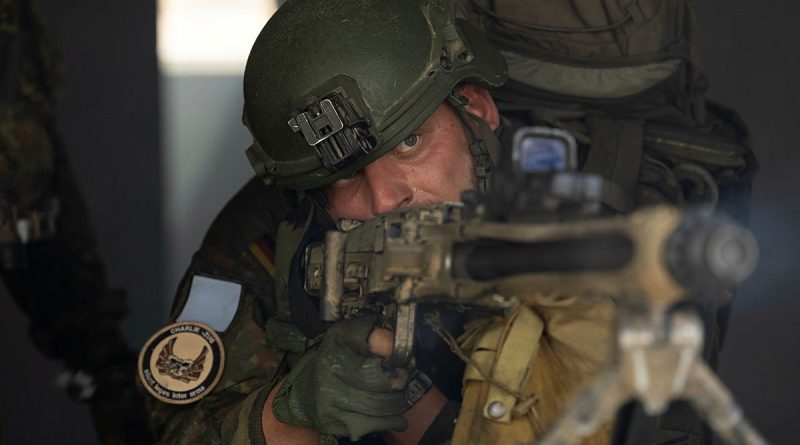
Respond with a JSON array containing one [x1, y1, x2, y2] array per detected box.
[[536, 366, 632, 445], [685, 361, 769, 445]]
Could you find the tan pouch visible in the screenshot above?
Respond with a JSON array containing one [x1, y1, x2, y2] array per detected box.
[[453, 305, 542, 445], [452, 297, 615, 445]]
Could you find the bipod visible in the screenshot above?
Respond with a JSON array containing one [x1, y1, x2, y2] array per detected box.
[[536, 308, 768, 445]]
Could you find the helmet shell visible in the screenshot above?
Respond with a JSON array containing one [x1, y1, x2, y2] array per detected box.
[[244, 0, 507, 190]]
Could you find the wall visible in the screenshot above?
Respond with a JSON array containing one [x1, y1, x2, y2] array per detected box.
[[698, 1, 800, 443], [161, 74, 255, 312]]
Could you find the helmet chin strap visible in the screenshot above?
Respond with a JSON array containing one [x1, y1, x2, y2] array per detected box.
[[447, 90, 502, 193]]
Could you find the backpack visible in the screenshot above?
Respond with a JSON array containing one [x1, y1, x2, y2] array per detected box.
[[459, 0, 755, 222], [456, 1, 756, 443]]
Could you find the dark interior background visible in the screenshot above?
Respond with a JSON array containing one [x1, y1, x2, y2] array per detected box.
[[696, 1, 800, 443], [0, 1, 798, 443]]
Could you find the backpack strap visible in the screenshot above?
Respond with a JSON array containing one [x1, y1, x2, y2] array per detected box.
[[448, 90, 500, 192], [583, 116, 645, 213]]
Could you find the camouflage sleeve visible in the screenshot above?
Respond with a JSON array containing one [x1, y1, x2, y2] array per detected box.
[[145, 178, 290, 445]]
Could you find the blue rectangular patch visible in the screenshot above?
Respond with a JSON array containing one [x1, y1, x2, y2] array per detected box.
[[176, 275, 242, 332]]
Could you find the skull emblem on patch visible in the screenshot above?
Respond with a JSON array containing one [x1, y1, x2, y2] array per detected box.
[[155, 337, 208, 383]]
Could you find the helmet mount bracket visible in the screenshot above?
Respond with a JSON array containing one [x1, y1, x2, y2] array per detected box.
[[288, 92, 376, 173]]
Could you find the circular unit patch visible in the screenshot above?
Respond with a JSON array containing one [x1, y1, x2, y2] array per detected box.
[[138, 321, 225, 405]]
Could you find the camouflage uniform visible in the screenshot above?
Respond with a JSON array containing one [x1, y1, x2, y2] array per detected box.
[[0, 0, 152, 443], [147, 148, 753, 445], [148, 178, 290, 444], [146, 177, 476, 443]]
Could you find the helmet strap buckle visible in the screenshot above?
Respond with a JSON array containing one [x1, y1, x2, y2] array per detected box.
[[446, 88, 470, 108]]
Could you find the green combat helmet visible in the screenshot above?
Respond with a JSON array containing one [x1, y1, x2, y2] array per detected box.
[[244, 0, 507, 191]]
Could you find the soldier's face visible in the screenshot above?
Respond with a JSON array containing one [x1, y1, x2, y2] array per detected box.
[[325, 84, 499, 221]]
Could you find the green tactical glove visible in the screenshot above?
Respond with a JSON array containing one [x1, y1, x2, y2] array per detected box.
[[272, 317, 410, 441]]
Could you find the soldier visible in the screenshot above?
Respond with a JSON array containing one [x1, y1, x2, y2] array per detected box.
[[140, 1, 613, 444], [140, 0, 754, 444], [0, 0, 152, 443]]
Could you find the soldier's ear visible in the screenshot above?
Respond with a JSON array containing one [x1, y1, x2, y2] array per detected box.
[[458, 83, 500, 131]]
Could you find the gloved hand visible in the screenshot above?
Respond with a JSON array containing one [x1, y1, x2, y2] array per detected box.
[[272, 317, 410, 441]]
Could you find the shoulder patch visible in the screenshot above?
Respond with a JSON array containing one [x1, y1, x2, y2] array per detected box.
[[138, 321, 225, 405], [176, 275, 242, 332]]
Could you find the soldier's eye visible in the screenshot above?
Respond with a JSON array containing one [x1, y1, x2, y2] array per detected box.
[[396, 134, 420, 154]]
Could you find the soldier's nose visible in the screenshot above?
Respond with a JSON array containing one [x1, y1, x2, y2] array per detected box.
[[363, 157, 413, 216]]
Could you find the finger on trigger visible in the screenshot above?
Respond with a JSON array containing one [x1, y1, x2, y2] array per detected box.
[[367, 326, 394, 358]]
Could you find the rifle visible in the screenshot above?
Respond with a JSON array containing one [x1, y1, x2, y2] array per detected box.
[[303, 127, 766, 444]]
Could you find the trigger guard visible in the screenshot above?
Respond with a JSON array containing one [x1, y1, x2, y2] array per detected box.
[[386, 303, 416, 368]]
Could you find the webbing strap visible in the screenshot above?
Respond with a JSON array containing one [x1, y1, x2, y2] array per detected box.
[[450, 105, 499, 193], [598, 178, 634, 214], [583, 116, 644, 213], [274, 207, 314, 321]]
